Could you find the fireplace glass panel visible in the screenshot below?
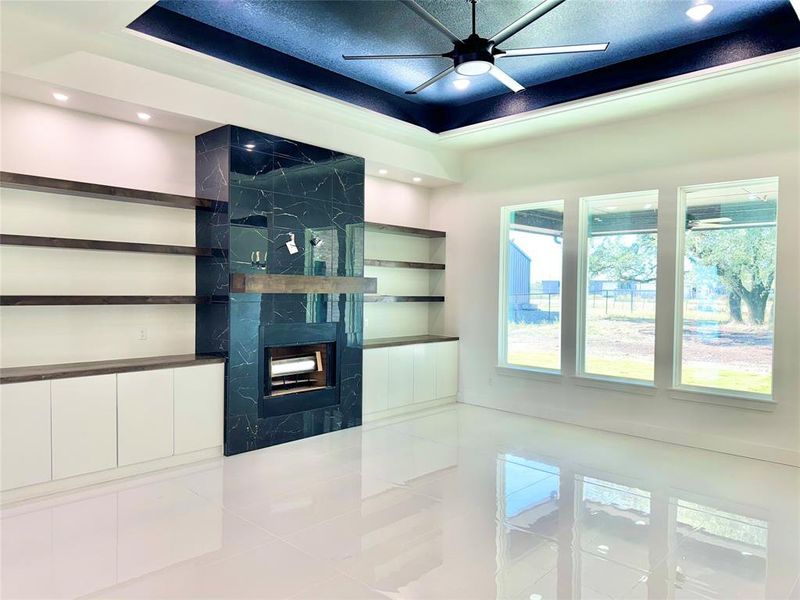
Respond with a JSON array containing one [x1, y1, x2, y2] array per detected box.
[[266, 342, 334, 398]]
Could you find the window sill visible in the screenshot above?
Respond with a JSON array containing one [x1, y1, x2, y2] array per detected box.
[[496, 365, 562, 384], [571, 375, 657, 397], [669, 387, 776, 412]]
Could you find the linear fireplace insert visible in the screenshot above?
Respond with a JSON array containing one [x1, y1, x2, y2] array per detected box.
[[259, 322, 340, 418], [267, 342, 334, 397]]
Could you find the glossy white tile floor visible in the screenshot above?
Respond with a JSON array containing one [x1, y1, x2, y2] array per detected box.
[[2, 404, 799, 600]]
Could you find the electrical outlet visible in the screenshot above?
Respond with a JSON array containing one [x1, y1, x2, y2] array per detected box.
[[137, 328, 148, 341]]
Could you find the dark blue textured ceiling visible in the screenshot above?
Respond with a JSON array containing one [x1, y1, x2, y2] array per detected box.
[[129, 0, 800, 132]]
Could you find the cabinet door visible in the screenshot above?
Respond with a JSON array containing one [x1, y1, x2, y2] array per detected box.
[[52, 375, 117, 479], [174, 364, 224, 454], [434, 341, 459, 399], [387, 345, 414, 408], [363, 348, 389, 415], [1, 381, 51, 490], [117, 369, 173, 466], [412, 344, 436, 404]]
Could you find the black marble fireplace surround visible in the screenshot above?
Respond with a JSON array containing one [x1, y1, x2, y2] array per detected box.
[[195, 125, 365, 456]]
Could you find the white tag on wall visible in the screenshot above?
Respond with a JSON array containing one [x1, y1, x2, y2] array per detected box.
[[285, 233, 299, 255]]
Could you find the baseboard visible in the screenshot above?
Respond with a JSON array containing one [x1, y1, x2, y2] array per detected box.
[[363, 396, 457, 425], [0, 446, 223, 506], [460, 398, 800, 467]]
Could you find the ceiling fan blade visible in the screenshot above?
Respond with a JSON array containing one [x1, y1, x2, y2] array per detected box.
[[399, 0, 460, 44], [500, 43, 609, 57], [490, 0, 567, 46], [488, 65, 525, 93], [343, 53, 447, 60], [405, 66, 455, 94]]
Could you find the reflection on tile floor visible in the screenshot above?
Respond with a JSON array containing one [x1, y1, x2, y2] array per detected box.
[[1, 404, 798, 599]]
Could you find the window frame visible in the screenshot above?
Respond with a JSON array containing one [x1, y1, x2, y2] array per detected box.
[[576, 190, 660, 386], [673, 177, 779, 402], [497, 199, 565, 375]]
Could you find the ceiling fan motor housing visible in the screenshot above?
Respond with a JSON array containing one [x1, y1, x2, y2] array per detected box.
[[453, 34, 496, 75]]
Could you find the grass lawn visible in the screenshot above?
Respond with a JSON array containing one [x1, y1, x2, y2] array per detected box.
[[681, 367, 771, 396], [506, 352, 771, 395]]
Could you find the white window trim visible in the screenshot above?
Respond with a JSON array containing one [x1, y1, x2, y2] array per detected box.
[[669, 387, 776, 412], [672, 177, 779, 401], [572, 375, 657, 397], [498, 199, 565, 375], [495, 365, 562, 384], [576, 189, 660, 384]]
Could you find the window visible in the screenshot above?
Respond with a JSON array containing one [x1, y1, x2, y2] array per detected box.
[[676, 179, 778, 397], [579, 191, 659, 382], [499, 201, 564, 371]]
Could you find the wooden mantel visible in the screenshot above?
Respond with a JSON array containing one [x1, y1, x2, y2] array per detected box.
[[230, 273, 377, 294]]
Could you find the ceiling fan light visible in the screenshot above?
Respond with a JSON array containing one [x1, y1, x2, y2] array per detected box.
[[455, 60, 492, 76]]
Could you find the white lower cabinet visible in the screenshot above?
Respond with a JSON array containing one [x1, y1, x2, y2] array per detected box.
[[174, 363, 224, 454], [117, 369, 174, 467], [387, 346, 414, 408], [434, 341, 459, 399], [412, 344, 436, 403], [363, 348, 389, 415], [1, 381, 52, 490], [2, 362, 225, 500], [52, 375, 117, 480], [363, 340, 458, 418]]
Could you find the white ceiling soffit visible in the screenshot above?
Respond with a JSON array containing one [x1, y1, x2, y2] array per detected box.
[[0, 1, 798, 177], [0, 72, 220, 135], [438, 49, 800, 151], [0, 0, 461, 185]]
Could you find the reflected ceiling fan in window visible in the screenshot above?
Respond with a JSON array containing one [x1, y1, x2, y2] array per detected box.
[[342, 0, 610, 95], [687, 216, 733, 230]]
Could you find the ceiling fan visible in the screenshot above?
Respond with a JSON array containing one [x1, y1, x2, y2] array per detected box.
[[343, 0, 610, 95]]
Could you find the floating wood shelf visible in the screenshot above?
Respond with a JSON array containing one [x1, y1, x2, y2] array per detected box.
[[364, 259, 445, 270], [0, 296, 218, 306], [231, 273, 377, 294], [0, 234, 213, 256], [365, 222, 446, 238], [0, 354, 226, 384], [0, 171, 214, 210], [364, 295, 445, 303], [364, 334, 459, 349]]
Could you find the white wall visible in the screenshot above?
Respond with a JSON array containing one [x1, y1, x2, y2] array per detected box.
[[431, 86, 800, 465], [364, 175, 432, 229], [362, 176, 443, 339], [0, 99, 439, 364], [0, 96, 197, 366]]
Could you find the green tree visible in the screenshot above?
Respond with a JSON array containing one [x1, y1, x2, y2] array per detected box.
[[588, 234, 658, 283], [685, 227, 776, 325]]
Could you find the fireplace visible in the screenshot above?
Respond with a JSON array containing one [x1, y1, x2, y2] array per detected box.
[[196, 124, 364, 454], [258, 323, 340, 419], [266, 342, 335, 398]]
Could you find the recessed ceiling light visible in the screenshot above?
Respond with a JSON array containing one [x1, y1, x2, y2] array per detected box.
[[136, 112, 151, 121], [52, 92, 69, 102], [244, 143, 255, 149], [453, 78, 470, 91], [412, 176, 422, 183], [686, 3, 714, 21], [378, 168, 388, 175]]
